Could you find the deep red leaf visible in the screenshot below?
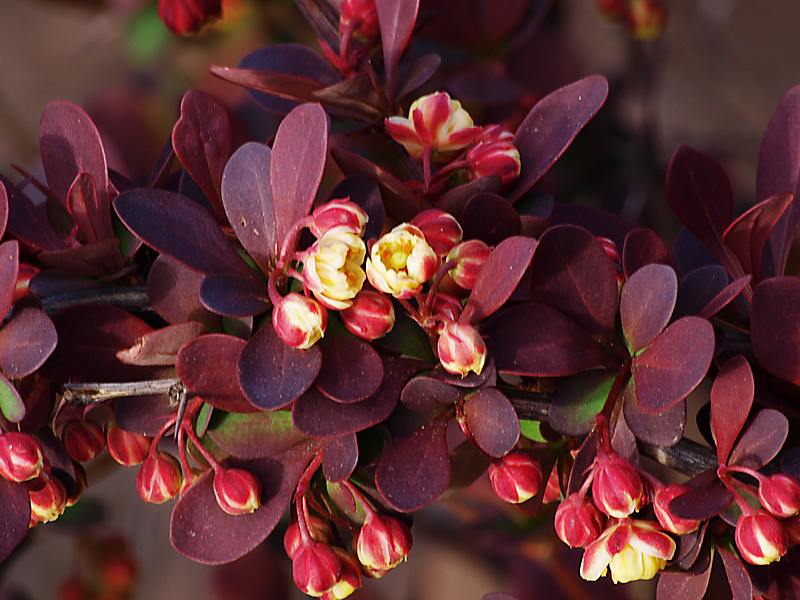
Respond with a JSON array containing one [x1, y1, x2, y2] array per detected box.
[[147, 255, 221, 329], [622, 380, 685, 447], [0, 478, 30, 563], [462, 193, 521, 246], [674, 522, 709, 571], [620, 263, 677, 353], [398, 53, 442, 100], [669, 480, 733, 520], [400, 375, 463, 413], [316, 330, 384, 403], [632, 317, 714, 414], [550, 202, 636, 248], [711, 355, 754, 465], [718, 547, 754, 600], [322, 434, 359, 482], [622, 227, 669, 278], [751, 276, 800, 385], [0, 308, 58, 379], [656, 546, 712, 600], [211, 66, 324, 107], [463, 387, 519, 458], [728, 409, 789, 469], [114, 394, 175, 437], [200, 273, 271, 318], [116, 322, 205, 367], [696, 275, 751, 320], [375, 0, 420, 100], [312, 74, 383, 121], [0, 175, 65, 252], [435, 177, 501, 221], [0, 240, 19, 322], [38, 238, 124, 278], [67, 172, 113, 242], [328, 175, 386, 241], [674, 265, 729, 318], [566, 430, 597, 495], [38, 430, 84, 500], [208, 410, 309, 459], [431, 356, 496, 388]]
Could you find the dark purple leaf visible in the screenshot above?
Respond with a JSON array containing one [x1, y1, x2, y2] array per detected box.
[[550, 202, 636, 248], [622, 227, 669, 278], [0, 176, 65, 252], [710, 355, 754, 465], [375, 416, 450, 511], [375, 0, 420, 101], [114, 395, 174, 437], [751, 276, 800, 385], [718, 547, 754, 600], [656, 545, 712, 600], [529, 225, 619, 338], [463, 387, 519, 458], [322, 434, 359, 482], [462, 193, 521, 246], [674, 521, 708, 570], [116, 322, 206, 367], [611, 408, 638, 462], [696, 275, 751, 320], [566, 430, 597, 495], [0, 308, 58, 379], [783, 448, 800, 480], [674, 265, 729, 318], [632, 317, 714, 414], [728, 409, 789, 469], [147, 256, 221, 329], [316, 331, 384, 403], [238, 322, 321, 411], [398, 53, 441, 100], [38, 431, 83, 499], [431, 356, 497, 388], [435, 177, 501, 220], [461, 236, 536, 324], [669, 480, 733, 520], [484, 303, 609, 377], [0, 478, 30, 563], [208, 410, 309, 459], [67, 172, 113, 242], [620, 263, 678, 353], [622, 380, 685, 447], [0, 240, 19, 320], [200, 273, 271, 317], [312, 74, 383, 121], [400, 375, 463, 413], [328, 175, 385, 241], [38, 238, 124, 278], [0, 373, 24, 423], [509, 76, 609, 201], [549, 370, 615, 436]]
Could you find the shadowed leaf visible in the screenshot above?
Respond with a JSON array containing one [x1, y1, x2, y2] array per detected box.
[[0, 240, 19, 320], [622, 227, 669, 278], [669, 479, 733, 520], [147, 255, 221, 329], [115, 395, 175, 437], [728, 409, 789, 469], [117, 322, 206, 367], [376, 0, 420, 101], [200, 273, 271, 318], [622, 379, 685, 447], [696, 275, 751, 320], [0, 176, 65, 251], [0, 478, 31, 562], [316, 330, 384, 403], [674, 265, 729, 318], [208, 410, 309, 459], [656, 544, 712, 600], [322, 434, 359, 482], [401, 375, 463, 413], [328, 175, 386, 241], [549, 370, 615, 437], [463, 387, 519, 458], [462, 193, 521, 245], [620, 263, 677, 353], [718, 547, 753, 600], [0, 308, 58, 379], [711, 355, 754, 465], [751, 276, 800, 385]]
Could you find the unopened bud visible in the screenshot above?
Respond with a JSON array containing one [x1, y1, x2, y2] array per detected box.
[[62, 420, 105, 463], [339, 0, 379, 39], [0, 432, 44, 483], [735, 510, 788, 566], [488, 452, 543, 504], [136, 451, 183, 504], [465, 125, 521, 185], [213, 467, 261, 516], [310, 199, 368, 238], [410, 209, 463, 256], [429, 293, 463, 324], [285, 515, 334, 559], [293, 541, 342, 597], [157, 0, 222, 35], [759, 473, 800, 519], [106, 423, 151, 466], [322, 549, 363, 599], [340, 290, 395, 340], [554, 493, 605, 548], [591, 452, 645, 518], [437, 320, 487, 377], [29, 472, 67, 524], [272, 293, 328, 350], [447, 239, 490, 290], [66, 461, 87, 508], [356, 513, 413, 574], [653, 484, 700, 535]]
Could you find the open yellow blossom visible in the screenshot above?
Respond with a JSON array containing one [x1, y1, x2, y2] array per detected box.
[[366, 224, 438, 299], [303, 226, 366, 310]]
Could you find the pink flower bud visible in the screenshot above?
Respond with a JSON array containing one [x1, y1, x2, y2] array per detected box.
[[430, 293, 463, 324], [446, 239, 490, 290], [465, 125, 521, 185], [488, 452, 543, 504], [554, 493, 605, 548], [213, 467, 262, 516], [272, 293, 328, 350], [437, 320, 487, 377], [410, 209, 463, 256], [759, 474, 800, 519], [356, 513, 413, 573], [340, 290, 395, 340], [136, 451, 183, 504], [591, 453, 645, 518], [106, 423, 151, 467], [653, 484, 700, 535], [542, 467, 562, 504], [339, 0, 379, 39], [293, 541, 342, 597], [735, 510, 788, 565], [322, 549, 363, 599], [62, 420, 105, 463], [158, 0, 222, 35], [29, 472, 67, 524], [310, 199, 369, 238], [0, 432, 44, 483], [285, 515, 334, 559]]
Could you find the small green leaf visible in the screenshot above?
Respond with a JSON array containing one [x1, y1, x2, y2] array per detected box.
[[374, 308, 435, 362], [548, 370, 616, 436], [519, 419, 547, 442], [207, 410, 308, 459], [195, 402, 214, 437], [0, 375, 24, 423]]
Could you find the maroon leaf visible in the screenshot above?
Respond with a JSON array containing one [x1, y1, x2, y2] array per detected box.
[[751, 276, 800, 385], [620, 263, 678, 353], [238, 322, 321, 411], [728, 409, 789, 469], [398, 53, 441, 100], [463, 387, 519, 458], [696, 275, 751, 320], [322, 434, 359, 482], [38, 238, 124, 278], [316, 330, 384, 403], [484, 303, 609, 377], [0, 182, 8, 240], [711, 355, 754, 465], [0, 240, 19, 320], [461, 236, 536, 324], [147, 255, 221, 329], [114, 394, 175, 437], [208, 410, 309, 459], [0, 478, 30, 563], [200, 273, 271, 318], [375, 416, 450, 511], [718, 547, 754, 600], [529, 225, 619, 338], [566, 430, 597, 495], [117, 322, 205, 367], [211, 66, 324, 108], [549, 370, 616, 437], [509, 76, 609, 202], [674, 265, 729, 318], [0, 308, 58, 379], [435, 177, 501, 220], [632, 317, 714, 414], [462, 193, 521, 246], [622, 380, 685, 447], [375, 0, 420, 101], [328, 175, 386, 242], [431, 357, 496, 388], [400, 375, 463, 413], [67, 172, 113, 242], [656, 545, 712, 600], [669, 479, 733, 520], [270, 103, 329, 245], [622, 227, 669, 278]]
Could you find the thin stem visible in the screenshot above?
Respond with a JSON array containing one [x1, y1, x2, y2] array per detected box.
[[341, 479, 377, 518], [62, 379, 184, 406], [423, 259, 458, 314], [422, 146, 433, 192], [182, 422, 221, 471], [295, 451, 324, 502], [42, 287, 151, 315], [277, 217, 311, 271], [149, 415, 178, 457]]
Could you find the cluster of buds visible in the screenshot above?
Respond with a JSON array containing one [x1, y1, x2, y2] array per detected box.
[[595, 0, 667, 41]]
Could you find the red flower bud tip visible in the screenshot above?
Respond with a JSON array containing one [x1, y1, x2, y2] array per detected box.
[[340, 290, 395, 340], [285, 515, 334, 559], [356, 513, 413, 573], [410, 209, 464, 256], [62, 420, 105, 463], [29, 472, 67, 524], [735, 510, 788, 566], [554, 493, 605, 548], [446, 239, 490, 290], [321, 549, 363, 599], [466, 125, 521, 185], [542, 467, 562, 504], [590, 453, 645, 518], [158, 0, 222, 35], [595, 236, 620, 264], [310, 198, 368, 238], [136, 451, 183, 504], [213, 467, 262, 516], [339, 0, 379, 39], [57, 576, 89, 600], [106, 423, 151, 467], [488, 452, 543, 504], [626, 0, 667, 40], [653, 484, 700, 535], [0, 432, 44, 483], [437, 320, 487, 377], [293, 541, 342, 597], [272, 293, 328, 350], [759, 473, 800, 519], [430, 293, 463, 324]]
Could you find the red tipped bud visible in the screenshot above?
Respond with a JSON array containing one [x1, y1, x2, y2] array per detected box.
[[340, 290, 395, 340], [446, 239, 490, 290], [0, 432, 44, 483], [735, 510, 788, 565], [653, 484, 700, 535], [213, 467, 261, 516], [272, 293, 328, 350], [29, 472, 67, 524], [759, 473, 800, 519], [626, 0, 667, 40], [106, 423, 151, 466], [430, 293, 463, 324], [356, 513, 413, 573], [339, 0, 379, 39], [285, 515, 334, 559], [136, 451, 183, 504], [293, 541, 342, 597], [591, 452, 645, 518], [310, 199, 368, 238], [62, 420, 105, 463], [157, 0, 222, 35], [488, 452, 543, 504], [437, 320, 487, 377], [543, 467, 562, 504], [410, 209, 463, 256], [322, 549, 363, 599], [554, 493, 605, 548], [465, 125, 521, 185]]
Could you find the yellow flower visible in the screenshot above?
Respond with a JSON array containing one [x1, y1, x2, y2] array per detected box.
[[303, 227, 366, 310], [366, 224, 438, 299]]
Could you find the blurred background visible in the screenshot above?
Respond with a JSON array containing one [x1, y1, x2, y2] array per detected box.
[[1, 0, 800, 598]]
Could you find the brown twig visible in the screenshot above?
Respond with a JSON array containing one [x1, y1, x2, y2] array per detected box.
[[42, 286, 151, 315], [61, 379, 184, 406]]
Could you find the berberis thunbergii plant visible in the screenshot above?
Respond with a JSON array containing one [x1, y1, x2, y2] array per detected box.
[[2, 0, 800, 598]]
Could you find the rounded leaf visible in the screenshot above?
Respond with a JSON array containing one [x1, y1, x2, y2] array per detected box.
[[549, 370, 615, 436], [751, 276, 800, 385], [322, 434, 359, 482], [0, 308, 58, 379], [315, 331, 384, 403], [620, 263, 677, 353], [463, 388, 519, 458], [0, 478, 31, 562]]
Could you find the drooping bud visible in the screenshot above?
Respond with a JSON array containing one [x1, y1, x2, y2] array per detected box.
[[653, 484, 700, 535], [554, 493, 605, 548], [340, 290, 395, 340], [157, 0, 222, 35], [356, 513, 413, 574], [285, 515, 334, 559], [437, 320, 487, 377], [303, 227, 367, 310], [106, 423, 151, 467], [759, 473, 800, 519], [310, 199, 368, 238], [62, 420, 105, 463], [590, 452, 645, 518], [293, 541, 342, 598], [626, 0, 667, 40], [0, 432, 44, 483], [367, 224, 438, 299], [29, 472, 67, 524], [735, 510, 788, 566], [446, 239, 490, 290], [488, 452, 543, 504], [322, 549, 363, 599], [136, 451, 183, 504], [339, 0, 379, 39], [272, 293, 328, 350], [213, 467, 262, 516], [410, 209, 463, 256], [429, 293, 463, 324], [465, 125, 521, 185]]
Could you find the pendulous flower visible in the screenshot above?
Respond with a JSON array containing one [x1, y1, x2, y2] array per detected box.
[[410, 209, 463, 256], [293, 541, 342, 598], [591, 451, 645, 518], [322, 549, 362, 599], [340, 289, 395, 340], [285, 515, 334, 560], [62, 420, 105, 463], [735, 510, 789, 566], [0, 432, 44, 483], [29, 472, 67, 525], [356, 513, 413, 574], [554, 493, 605, 548], [303, 227, 366, 310], [465, 125, 521, 184], [488, 452, 542, 504], [437, 320, 487, 377], [106, 423, 151, 467], [447, 239, 490, 290], [272, 293, 328, 350], [213, 467, 262, 516], [136, 451, 183, 504], [366, 223, 438, 299], [758, 473, 800, 519]]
